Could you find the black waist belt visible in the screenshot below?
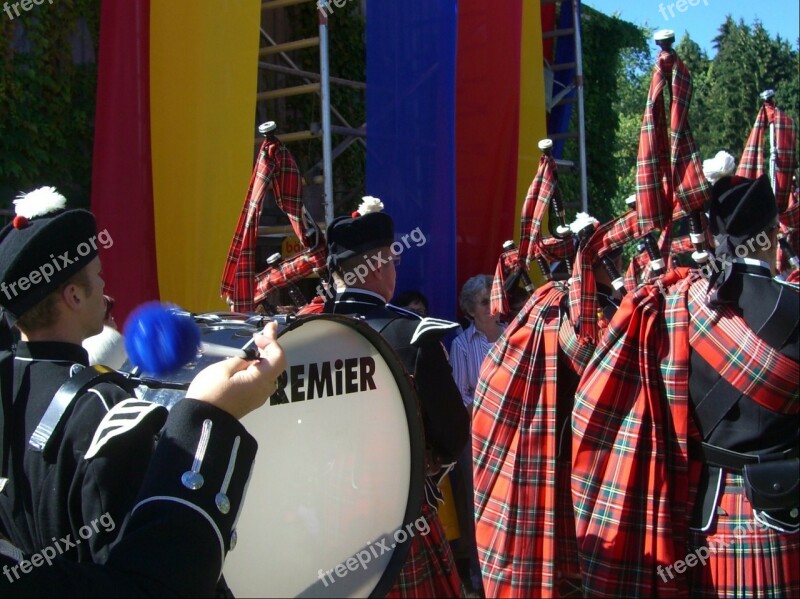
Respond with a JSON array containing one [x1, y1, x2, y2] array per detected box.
[[690, 442, 799, 472]]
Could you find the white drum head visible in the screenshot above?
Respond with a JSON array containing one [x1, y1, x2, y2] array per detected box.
[[223, 315, 423, 598]]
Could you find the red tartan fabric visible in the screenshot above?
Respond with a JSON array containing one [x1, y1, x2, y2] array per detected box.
[[784, 194, 799, 230], [779, 198, 799, 271], [490, 246, 521, 318], [297, 295, 326, 315], [385, 502, 465, 598], [253, 244, 327, 304], [737, 103, 798, 213], [220, 139, 308, 311], [687, 280, 799, 413], [473, 282, 573, 598], [572, 269, 799, 597], [572, 268, 698, 598], [516, 154, 573, 265], [686, 471, 800, 598], [518, 154, 558, 267], [568, 210, 640, 343], [220, 139, 271, 311], [636, 50, 710, 234]]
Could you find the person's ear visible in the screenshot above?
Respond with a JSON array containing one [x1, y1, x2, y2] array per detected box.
[[60, 283, 83, 311]]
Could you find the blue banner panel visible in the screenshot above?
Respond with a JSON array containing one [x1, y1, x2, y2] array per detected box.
[[366, 0, 458, 321]]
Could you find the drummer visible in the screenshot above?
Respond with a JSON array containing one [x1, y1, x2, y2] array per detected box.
[[0, 187, 281, 597], [325, 197, 470, 598]]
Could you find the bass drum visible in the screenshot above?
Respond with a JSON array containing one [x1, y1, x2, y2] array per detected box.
[[123, 313, 425, 598]]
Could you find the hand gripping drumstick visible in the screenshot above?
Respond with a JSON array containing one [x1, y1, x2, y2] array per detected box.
[[124, 303, 260, 377]]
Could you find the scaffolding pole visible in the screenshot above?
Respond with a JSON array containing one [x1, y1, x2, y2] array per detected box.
[[573, 0, 588, 213], [319, 11, 335, 224]]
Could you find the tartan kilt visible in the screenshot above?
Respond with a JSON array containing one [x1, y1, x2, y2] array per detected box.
[[555, 446, 582, 591], [473, 283, 582, 598], [687, 472, 800, 598], [385, 502, 465, 598]]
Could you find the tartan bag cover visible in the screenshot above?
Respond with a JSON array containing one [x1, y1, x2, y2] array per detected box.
[[220, 138, 307, 311], [518, 154, 557, 268], [472, 282, 568, 598], [518, 154, 574, 267], [253, 244, 327, 305], [385, 502, 465, 598], [490, 245, 522, 319], [737, 102, 798, 213], [636, 50, 711, 234], [571, 268, 697, 598], [492, 151, 571, 317], [572, 269, 799, 597], [568, 210, 640, 344]]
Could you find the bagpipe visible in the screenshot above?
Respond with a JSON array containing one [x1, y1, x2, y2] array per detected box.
[[220, 121, 328, 315], [737, 88, 799, 278]]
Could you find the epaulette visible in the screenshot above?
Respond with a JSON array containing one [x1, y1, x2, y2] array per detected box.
[[85, 398, 167, 460], [29, 365, 137, 458], [409, 318, 461, 345], [387, 303, 423, 320]]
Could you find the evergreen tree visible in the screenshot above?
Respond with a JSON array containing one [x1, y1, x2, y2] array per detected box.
[[705, 17, 799, 158]]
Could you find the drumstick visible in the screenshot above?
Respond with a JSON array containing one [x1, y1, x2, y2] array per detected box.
[[200, 341, 260, 361]]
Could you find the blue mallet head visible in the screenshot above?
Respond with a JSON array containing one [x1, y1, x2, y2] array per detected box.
[[124, 302, 201, 376]]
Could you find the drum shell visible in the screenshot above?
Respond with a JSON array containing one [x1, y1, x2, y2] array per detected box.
[[122, 313, 425, 598]]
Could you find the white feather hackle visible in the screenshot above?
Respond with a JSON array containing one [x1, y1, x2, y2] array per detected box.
[[569, 212, 599, 235], [14, 186, 67, 219], [83, 326, 128, 370], [703, 151, 736, 184], [356, 196, 384, 216]]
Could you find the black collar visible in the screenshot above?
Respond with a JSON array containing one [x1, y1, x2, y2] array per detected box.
[[14, 341, 89, 366], [731, 261, 772, 278], [332, 289, 386, 307]]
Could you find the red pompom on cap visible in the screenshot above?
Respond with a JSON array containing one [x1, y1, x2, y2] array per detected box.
[[351, 211, 360, 218], [12, 215, 29, 229]]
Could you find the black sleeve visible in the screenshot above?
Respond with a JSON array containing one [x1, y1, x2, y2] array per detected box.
[[1, 398, 257, 598], [413, 339, 470, 462]]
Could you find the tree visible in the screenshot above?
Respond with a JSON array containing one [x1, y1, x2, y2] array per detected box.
[[705, 17, 799, 158], [607, 16, 799, 221]]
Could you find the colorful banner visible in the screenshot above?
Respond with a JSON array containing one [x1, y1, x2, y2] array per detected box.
[[92, 0, 260, 321], [455, 0, 523, 300], [368, 0, 547, 319], [149, 0, 260, 313], [366, 0, 459, 320], [91, 0, 158, 324]]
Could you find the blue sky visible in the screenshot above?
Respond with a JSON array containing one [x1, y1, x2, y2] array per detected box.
[[584, 0, 800, 56]]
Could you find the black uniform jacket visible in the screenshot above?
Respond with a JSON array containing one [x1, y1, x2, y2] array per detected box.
[[326, 288, 469, 463], [689, 261, 799, 453], [0, 341, 160, 563], [0, 398, 257, 597]]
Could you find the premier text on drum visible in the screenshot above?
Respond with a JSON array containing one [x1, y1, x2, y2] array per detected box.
[[271, 356, 377, 404]]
